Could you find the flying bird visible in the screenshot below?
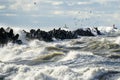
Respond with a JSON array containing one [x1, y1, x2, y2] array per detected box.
[[34, 2, 36, 5], [90, 11, 92, 13]]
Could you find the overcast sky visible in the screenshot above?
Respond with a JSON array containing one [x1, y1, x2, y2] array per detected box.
[[0, 0, 120, 29]]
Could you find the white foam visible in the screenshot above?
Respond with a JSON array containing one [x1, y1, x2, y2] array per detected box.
[[0, 26, 120, 80], [60, 51, 93, 61], [114, 36, 120, 44], [82, 67, 105, 80]]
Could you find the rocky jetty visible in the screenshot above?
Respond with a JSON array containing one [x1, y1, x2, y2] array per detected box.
[[0, 27, 102, 46]]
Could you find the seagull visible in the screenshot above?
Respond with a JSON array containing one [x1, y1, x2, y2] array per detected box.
[[34, 2, 36, 5], [64, 24, 69, 29], [90, 11, 92, 13]]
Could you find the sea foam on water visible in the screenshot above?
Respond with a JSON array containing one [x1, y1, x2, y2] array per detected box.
[[1, 26, 120, 80]]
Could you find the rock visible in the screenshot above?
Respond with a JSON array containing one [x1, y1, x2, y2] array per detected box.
[[0, 27, 22, 46], [73, 28, 95, 36], [94, 27, 102, 35], [24, 27, 97, 42], [0, 27, 103, 45], [13, 40, 22, 44]]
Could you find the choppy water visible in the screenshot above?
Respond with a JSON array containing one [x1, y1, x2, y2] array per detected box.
[[1, 35, 120, 80]]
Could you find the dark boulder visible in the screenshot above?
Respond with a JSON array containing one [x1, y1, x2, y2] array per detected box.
[[73, 28, 95, 36], [13, 40, 22, 44], [94, 27, 102, 35], [0, 27, 22, 46], [13, 34, 19, 41]]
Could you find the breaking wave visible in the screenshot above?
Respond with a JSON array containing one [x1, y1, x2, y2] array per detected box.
[[1, 26, 120, 80]]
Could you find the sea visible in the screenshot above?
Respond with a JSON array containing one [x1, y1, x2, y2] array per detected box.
[[1, 26, 120, 80]]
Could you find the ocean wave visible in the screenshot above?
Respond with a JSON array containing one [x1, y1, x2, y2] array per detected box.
[[1, 26, 120, 80]]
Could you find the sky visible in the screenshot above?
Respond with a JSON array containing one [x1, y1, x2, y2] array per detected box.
[[0, 0, 120, 29]]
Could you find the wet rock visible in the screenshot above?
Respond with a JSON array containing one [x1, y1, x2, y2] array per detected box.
[[94, 27, 102, 35], [0, 27, 103, 44], [13, 40, 22, 44], [0, 27, 22, 46], [73, 28, 95, 36], [23, 27, 102, 42]]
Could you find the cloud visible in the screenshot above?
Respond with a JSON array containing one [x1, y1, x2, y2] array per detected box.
[[112, 13, 120, 21], [3, 13, 17, 16], [77, 2, 92, 5], [92, 0, 116, 4], [46, 1, 63, 6], [53, 11, 64, 15], [32, 21, 40, 24], [65, 0, 119, 6], [9, 0, 39, 11], [0, 0, 120, 27], [8, 0, 64, 12], [31, 14, 43, 17], [64, 1, 93, 6], [0, 5, 6, 10], [52, 1, 63, 6], [52, 10, 94, 18]]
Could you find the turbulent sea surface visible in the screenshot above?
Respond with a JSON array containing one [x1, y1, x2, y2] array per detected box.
[[1, 27, 120, 80]]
